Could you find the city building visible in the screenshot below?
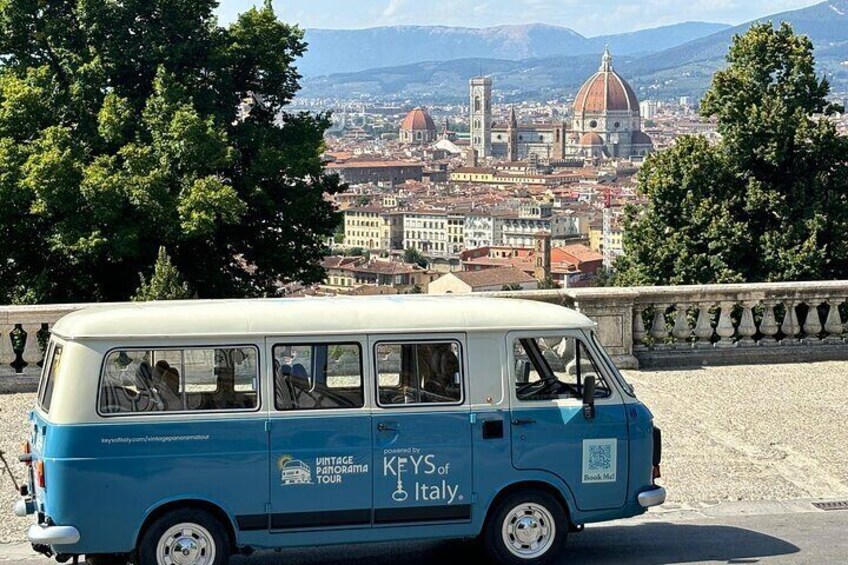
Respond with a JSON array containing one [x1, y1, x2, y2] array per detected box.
[[327, 160, 424, 185], [463, 214, 504, 249], [399, 107, 437, 145], [403, 211, 449, 255], [321, 256, 438, 293], [343, 207, 385, 249], [428, 266, 538, 294]]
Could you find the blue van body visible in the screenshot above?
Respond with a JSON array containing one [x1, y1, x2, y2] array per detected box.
[[16, 298, 664, 561]]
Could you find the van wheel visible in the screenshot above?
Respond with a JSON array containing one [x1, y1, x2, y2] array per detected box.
[[137, 509, 230, 565], [484, 490, 567, 565]]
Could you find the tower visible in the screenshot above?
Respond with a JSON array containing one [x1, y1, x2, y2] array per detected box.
[[507, 106, 518, 162], [534, 231, 552, 284], [469, 76, 492, 159]]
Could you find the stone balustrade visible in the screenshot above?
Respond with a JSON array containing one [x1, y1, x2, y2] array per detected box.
[[492, 280, 848, 368], [4, 281, 848, 385]]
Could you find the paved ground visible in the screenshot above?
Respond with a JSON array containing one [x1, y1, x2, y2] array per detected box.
[[620, 361, 848, 508], [2, 502, 847, 564], [2, 361, 848, 559]]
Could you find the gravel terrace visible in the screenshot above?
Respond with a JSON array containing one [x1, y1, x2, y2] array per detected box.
[[1, 361, 847, 545]]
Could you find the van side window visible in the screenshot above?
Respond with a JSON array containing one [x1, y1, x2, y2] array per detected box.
[[513, 337, 611, 402], [39, 343, 63, 413], [375, 341, 463, 406], [273, 343, 364, 410], [99, 347, 259, 414]]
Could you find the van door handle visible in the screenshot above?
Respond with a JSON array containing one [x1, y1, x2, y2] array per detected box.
[[512, 418, 536, 426], [377, 422, 398, 432]]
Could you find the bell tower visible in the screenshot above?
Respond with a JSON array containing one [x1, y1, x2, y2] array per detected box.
[[507, 106, 519, 162], [469, 76, 492, 159]]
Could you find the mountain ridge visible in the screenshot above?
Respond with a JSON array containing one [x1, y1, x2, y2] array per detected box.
[[299, 1, 848, 101], [299, 21, 730, 76]]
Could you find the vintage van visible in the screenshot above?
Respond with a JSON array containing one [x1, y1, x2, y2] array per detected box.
[[14, 296, 664, 565]]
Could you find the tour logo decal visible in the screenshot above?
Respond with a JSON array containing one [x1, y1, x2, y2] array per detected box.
[[582, 439, 617, 483], [278, 455, 313, 485], [277, 454, 369, 486], [383, 447, 462, 504]]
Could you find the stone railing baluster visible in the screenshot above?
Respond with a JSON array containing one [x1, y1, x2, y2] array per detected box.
[[632, 306, 647, 349], [737, 301, 757, 346], [802, 300, 823, 343], [693, 303, 715, 347], [759, 301, 779, 346], [650, 306, 669, 346], [0, 324, 13, 368], [715, 301, 736, 347], [22, 322, 41, 372], [671, 303, 692, 346], [781, 301, 800, 344], [823, 299, 844, 343]]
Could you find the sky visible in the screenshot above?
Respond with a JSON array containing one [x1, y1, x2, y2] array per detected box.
[[216, 0, 823, 36]]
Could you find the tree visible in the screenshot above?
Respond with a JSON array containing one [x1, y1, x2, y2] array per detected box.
[[615, 22, 848, 285], [538, 275, 560, 289], [0, 0, 345, 303], [133, 247, 193, 301], [502, 283, 523, 291], [403, 247, 428, 268]]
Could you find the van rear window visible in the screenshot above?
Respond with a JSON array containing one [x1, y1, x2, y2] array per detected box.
[[39, 344, 63, 413], [99, 347, 259, 415]]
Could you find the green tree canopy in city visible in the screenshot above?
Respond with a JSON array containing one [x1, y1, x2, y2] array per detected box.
[[615, 22, 848, 285], [0, 0, 344, 303]]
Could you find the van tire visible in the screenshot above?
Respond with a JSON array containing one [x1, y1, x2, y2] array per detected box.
[[484, 489, 567, 565], [136, 508, 230, 565]]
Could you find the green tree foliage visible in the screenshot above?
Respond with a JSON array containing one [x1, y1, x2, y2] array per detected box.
[[616, 22, 848, 285], [0, 0, 345, 303], [403, 247, 428, 268], [133, 247, 193, 301]]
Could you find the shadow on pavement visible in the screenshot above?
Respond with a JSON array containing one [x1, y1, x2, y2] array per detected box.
[[232, 522, 800, 565]]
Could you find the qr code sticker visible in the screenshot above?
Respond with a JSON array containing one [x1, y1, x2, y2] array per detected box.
[[587, 444, 612, 471], [582, 439, 617, 483]]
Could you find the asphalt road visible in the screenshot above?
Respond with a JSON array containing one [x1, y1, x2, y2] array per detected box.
[[2, 508, 846, 564]]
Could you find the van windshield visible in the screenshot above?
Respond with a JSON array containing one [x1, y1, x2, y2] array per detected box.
[[590, 331, 636, 397]]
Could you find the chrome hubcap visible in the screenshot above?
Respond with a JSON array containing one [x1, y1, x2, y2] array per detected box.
[[156, 523, 215, 565], [502, 502, 556, 559]]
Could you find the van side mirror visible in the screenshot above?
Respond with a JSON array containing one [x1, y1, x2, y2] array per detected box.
[[582, 375, 596, 420]]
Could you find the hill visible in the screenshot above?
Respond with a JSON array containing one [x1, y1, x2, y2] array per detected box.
[[299, 21, 729, 76], [299, 1, 848, 102]]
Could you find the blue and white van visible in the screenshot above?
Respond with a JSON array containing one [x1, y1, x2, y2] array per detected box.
[[14, 296, 664, 565]]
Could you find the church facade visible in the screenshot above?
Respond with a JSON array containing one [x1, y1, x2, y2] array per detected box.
[[471, 48, 653, 162]]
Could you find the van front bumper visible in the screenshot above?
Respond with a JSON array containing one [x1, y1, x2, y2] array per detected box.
[[27, 524, 80, 545], [637, 486, 666, 508]]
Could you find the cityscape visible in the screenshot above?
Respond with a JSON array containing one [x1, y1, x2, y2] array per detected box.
[[285, 47, 847, 296]]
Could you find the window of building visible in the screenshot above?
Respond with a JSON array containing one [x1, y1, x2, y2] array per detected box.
[[99, 347, 259, 414], [513, 336, 611, 402], [273, 343, 363, 410], [375, 341, 463, 406]]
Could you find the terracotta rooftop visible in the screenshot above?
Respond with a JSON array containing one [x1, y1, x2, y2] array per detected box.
[[452, 266, 536, 288]]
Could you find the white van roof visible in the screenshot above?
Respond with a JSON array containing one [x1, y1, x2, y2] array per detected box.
[[51, 296, 594, 340]]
